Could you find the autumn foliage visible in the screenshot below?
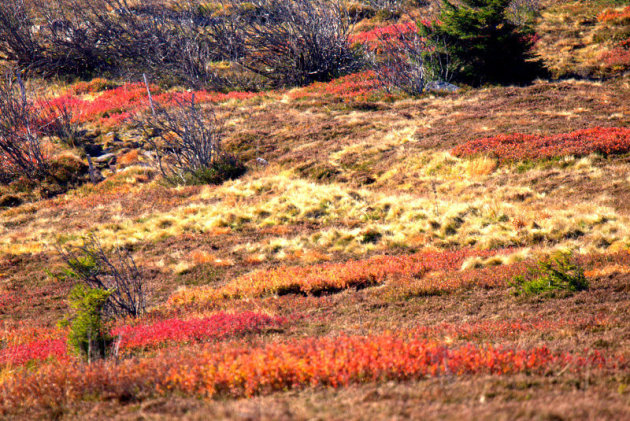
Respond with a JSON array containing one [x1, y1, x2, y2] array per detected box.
[[0, 311, 286, 367], [168, 249, 502, 306], [600, 38, 630, 70], [42, 82, 263, 129], [598, 6, 630, 23], [0, 338, 68, 366], [451, 127, 630, 163], [111, 312, 286, 351], [350, 22, 419, 51], [0, 328, 623, 414], [289, 71, 390, 102]]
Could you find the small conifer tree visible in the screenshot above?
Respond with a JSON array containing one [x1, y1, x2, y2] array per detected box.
[[420, 0, 543, 86], [66, 285, 114, 361]]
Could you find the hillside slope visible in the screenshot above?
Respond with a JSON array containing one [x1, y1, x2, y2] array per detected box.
[[0, 0, 629, 419]]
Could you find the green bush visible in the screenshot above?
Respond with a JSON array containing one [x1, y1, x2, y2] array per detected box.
[[185, 153, 247, 186], [509, 252, 589, 297], [420, 0, 545, 86], [65, 284, 114, 361]]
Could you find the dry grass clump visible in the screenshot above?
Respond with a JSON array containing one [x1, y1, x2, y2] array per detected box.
[[534, 0, 630, 78], [2, 166, 629, 262]]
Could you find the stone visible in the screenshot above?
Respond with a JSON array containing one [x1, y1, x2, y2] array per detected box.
[[426, 81, 461, 93]]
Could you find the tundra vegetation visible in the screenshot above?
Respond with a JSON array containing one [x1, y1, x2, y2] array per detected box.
[[0, 0, 629, 419]]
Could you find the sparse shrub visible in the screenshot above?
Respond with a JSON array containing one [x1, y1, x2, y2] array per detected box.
[[40, 98, 84, 147], [138, 96, 245, 186], [420, 0, 544, 86], [58, 234, 145, 318], [0, 71, 50, 184], [0, 0, 240, 89], [229, 0, 362, 86], [65, 284, 113, 361], [509, 252, 588, 296], [506, 0, 540, 26], [363, 0, 405, 20], [372, 22, 432, 95]]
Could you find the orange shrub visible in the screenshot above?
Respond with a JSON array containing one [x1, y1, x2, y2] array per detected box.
[[598, 6, 630, 23], [117, 150, 140, 166], [168, 249, 505, 307], [289, 71, 392, 102], [1, 330, 622, 413]]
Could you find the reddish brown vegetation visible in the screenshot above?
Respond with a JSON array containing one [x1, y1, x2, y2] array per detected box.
[[452, 127, 630, 163]]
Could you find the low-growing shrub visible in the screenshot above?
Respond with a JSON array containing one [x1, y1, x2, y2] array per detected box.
[[111, 312, 287, 351], [351, 22, 418, 51], [0, 330, 620, 413], [451, 127, 630, 163], [168, 249, 501, 306], [39, 98, 84, 147], [509, 252, 588, 296], [138, 95, 245, 186], [598, 5, 630, 24], [289, 71, 388, 102], [600, 38, 630, 71]]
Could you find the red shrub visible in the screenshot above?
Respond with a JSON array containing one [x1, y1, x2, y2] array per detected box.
[[598, 6, 630, 23], [289, 71, 392, 102], [112, 312, 286, 350], [40, 83, 263, 129], [600, 38, 630, 69], [0, 339, 68, 366], [0, 330, 623, 412], [451, 127, 630, 163], [351, 21, 419, 50]]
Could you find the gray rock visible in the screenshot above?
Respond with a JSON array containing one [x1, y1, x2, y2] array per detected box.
[[426, 81, 461, 93], [94, 153, 117, 163]]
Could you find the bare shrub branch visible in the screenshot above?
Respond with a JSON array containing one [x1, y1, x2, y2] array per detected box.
[[507, 0, 540, 26], [137, 93, 245, 186], [0, 1, 43, 67], [226, 0, 362, 86], [373, 23, 427, 95], [0, 70, 50, 183], [1, 0, 363, 88], [0, 0, 250, 88], [39, 98, 83, 147], [58, 234, 145, 318], [364, 0, 404, 15]]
